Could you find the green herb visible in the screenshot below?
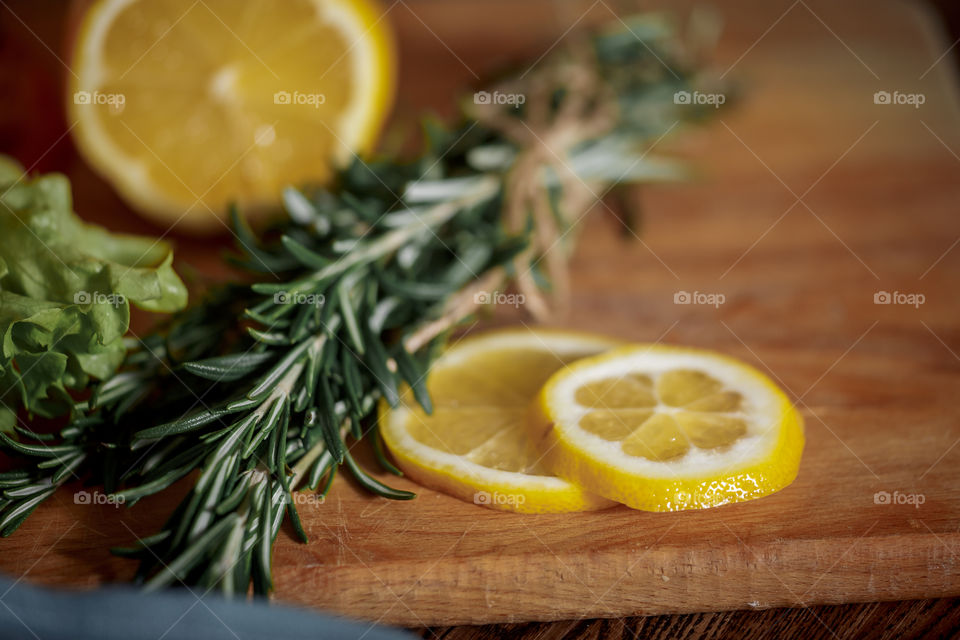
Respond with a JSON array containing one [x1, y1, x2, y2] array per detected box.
[[0, 158, 187, 430], [0, 13, 724, 594]]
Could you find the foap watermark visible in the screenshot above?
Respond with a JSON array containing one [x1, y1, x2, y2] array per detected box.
[[473, 290, 525, 308], [874, 490, 925, 508], [673, 90, 725, 108], [74, 490, 125, 507], [873, 90, 925, 108], [874, 290, 924, 308], [274, 291, 325, 307], [473, 490, 526, 507], [674, 290, 725, 308], [275, 492, 325, 507], [274, 90, 326, 108], [74, 291, 126, 307], [73, 90, 126, 114], [474, 90, 526, 108]]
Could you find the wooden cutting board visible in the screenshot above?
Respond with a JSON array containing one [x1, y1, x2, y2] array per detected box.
[[3, 0, 960, 627]]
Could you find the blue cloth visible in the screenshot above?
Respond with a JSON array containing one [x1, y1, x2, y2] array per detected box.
[[0, 578, 413, 640]]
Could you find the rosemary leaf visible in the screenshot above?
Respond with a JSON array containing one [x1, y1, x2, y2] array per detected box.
[[183, 352, 276, 382], [343, 450, 415, 501], [143, 513, 241, 592]]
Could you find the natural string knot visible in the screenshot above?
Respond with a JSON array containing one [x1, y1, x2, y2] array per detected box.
[[467, 41, 618, 320]]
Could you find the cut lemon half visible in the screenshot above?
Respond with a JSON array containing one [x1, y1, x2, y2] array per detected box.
[[379, 329, 618, 513], [67, 0, 395, 231], [533, 345, 804, 511]]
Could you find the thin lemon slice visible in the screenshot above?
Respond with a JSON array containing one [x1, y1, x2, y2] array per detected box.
[[380, 329, 618, 513], [68, 0, 394, 231], [534, 345, 804, 511]]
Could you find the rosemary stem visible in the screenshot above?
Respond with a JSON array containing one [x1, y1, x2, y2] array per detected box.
[[404, 267, 507, 353], [305, 175, 500, 285], [289, 438, 329, 489]]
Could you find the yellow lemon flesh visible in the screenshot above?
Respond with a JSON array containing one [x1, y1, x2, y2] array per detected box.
[[68, 0, 394, 231], [534, 344, 804, 511], [380, 329, 618, 513]]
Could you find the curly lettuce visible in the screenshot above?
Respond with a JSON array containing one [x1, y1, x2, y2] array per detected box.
[[0, 156, 187, 429]]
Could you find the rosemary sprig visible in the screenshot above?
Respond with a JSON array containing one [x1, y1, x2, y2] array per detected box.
[[0, 13, 723, 594]]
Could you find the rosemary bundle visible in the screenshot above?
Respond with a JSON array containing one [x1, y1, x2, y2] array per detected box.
[[0, 13, 721, 595]]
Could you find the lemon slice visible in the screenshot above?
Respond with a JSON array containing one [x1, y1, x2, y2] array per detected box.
[[67, 0, 395, 231], [534, 345, 804, 511], [379, 329, 618, 513]]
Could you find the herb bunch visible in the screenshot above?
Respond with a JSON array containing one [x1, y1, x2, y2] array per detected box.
[[0, 13, 721, 594]]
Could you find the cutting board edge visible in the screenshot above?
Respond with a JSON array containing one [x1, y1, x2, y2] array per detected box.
[[272, 530, 960, 625]]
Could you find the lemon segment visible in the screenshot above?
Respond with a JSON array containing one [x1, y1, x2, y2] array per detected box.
[[534, 344, 804, 511], [379, 329, 620, 513], [68, 0, 395, 231], [574, 374, 656, 408]]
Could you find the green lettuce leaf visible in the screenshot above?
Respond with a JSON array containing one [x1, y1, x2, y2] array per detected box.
[[0, 156, 188, 423]]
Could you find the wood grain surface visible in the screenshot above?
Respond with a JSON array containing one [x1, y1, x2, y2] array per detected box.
[[1, 0, 960, 634]]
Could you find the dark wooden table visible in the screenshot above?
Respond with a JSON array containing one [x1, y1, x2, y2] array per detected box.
[[419, 598, 960, 640], [2, 0, 960, 638]]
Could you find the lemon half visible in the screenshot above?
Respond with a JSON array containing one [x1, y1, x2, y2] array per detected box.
[[68, 0, 395, 231]]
